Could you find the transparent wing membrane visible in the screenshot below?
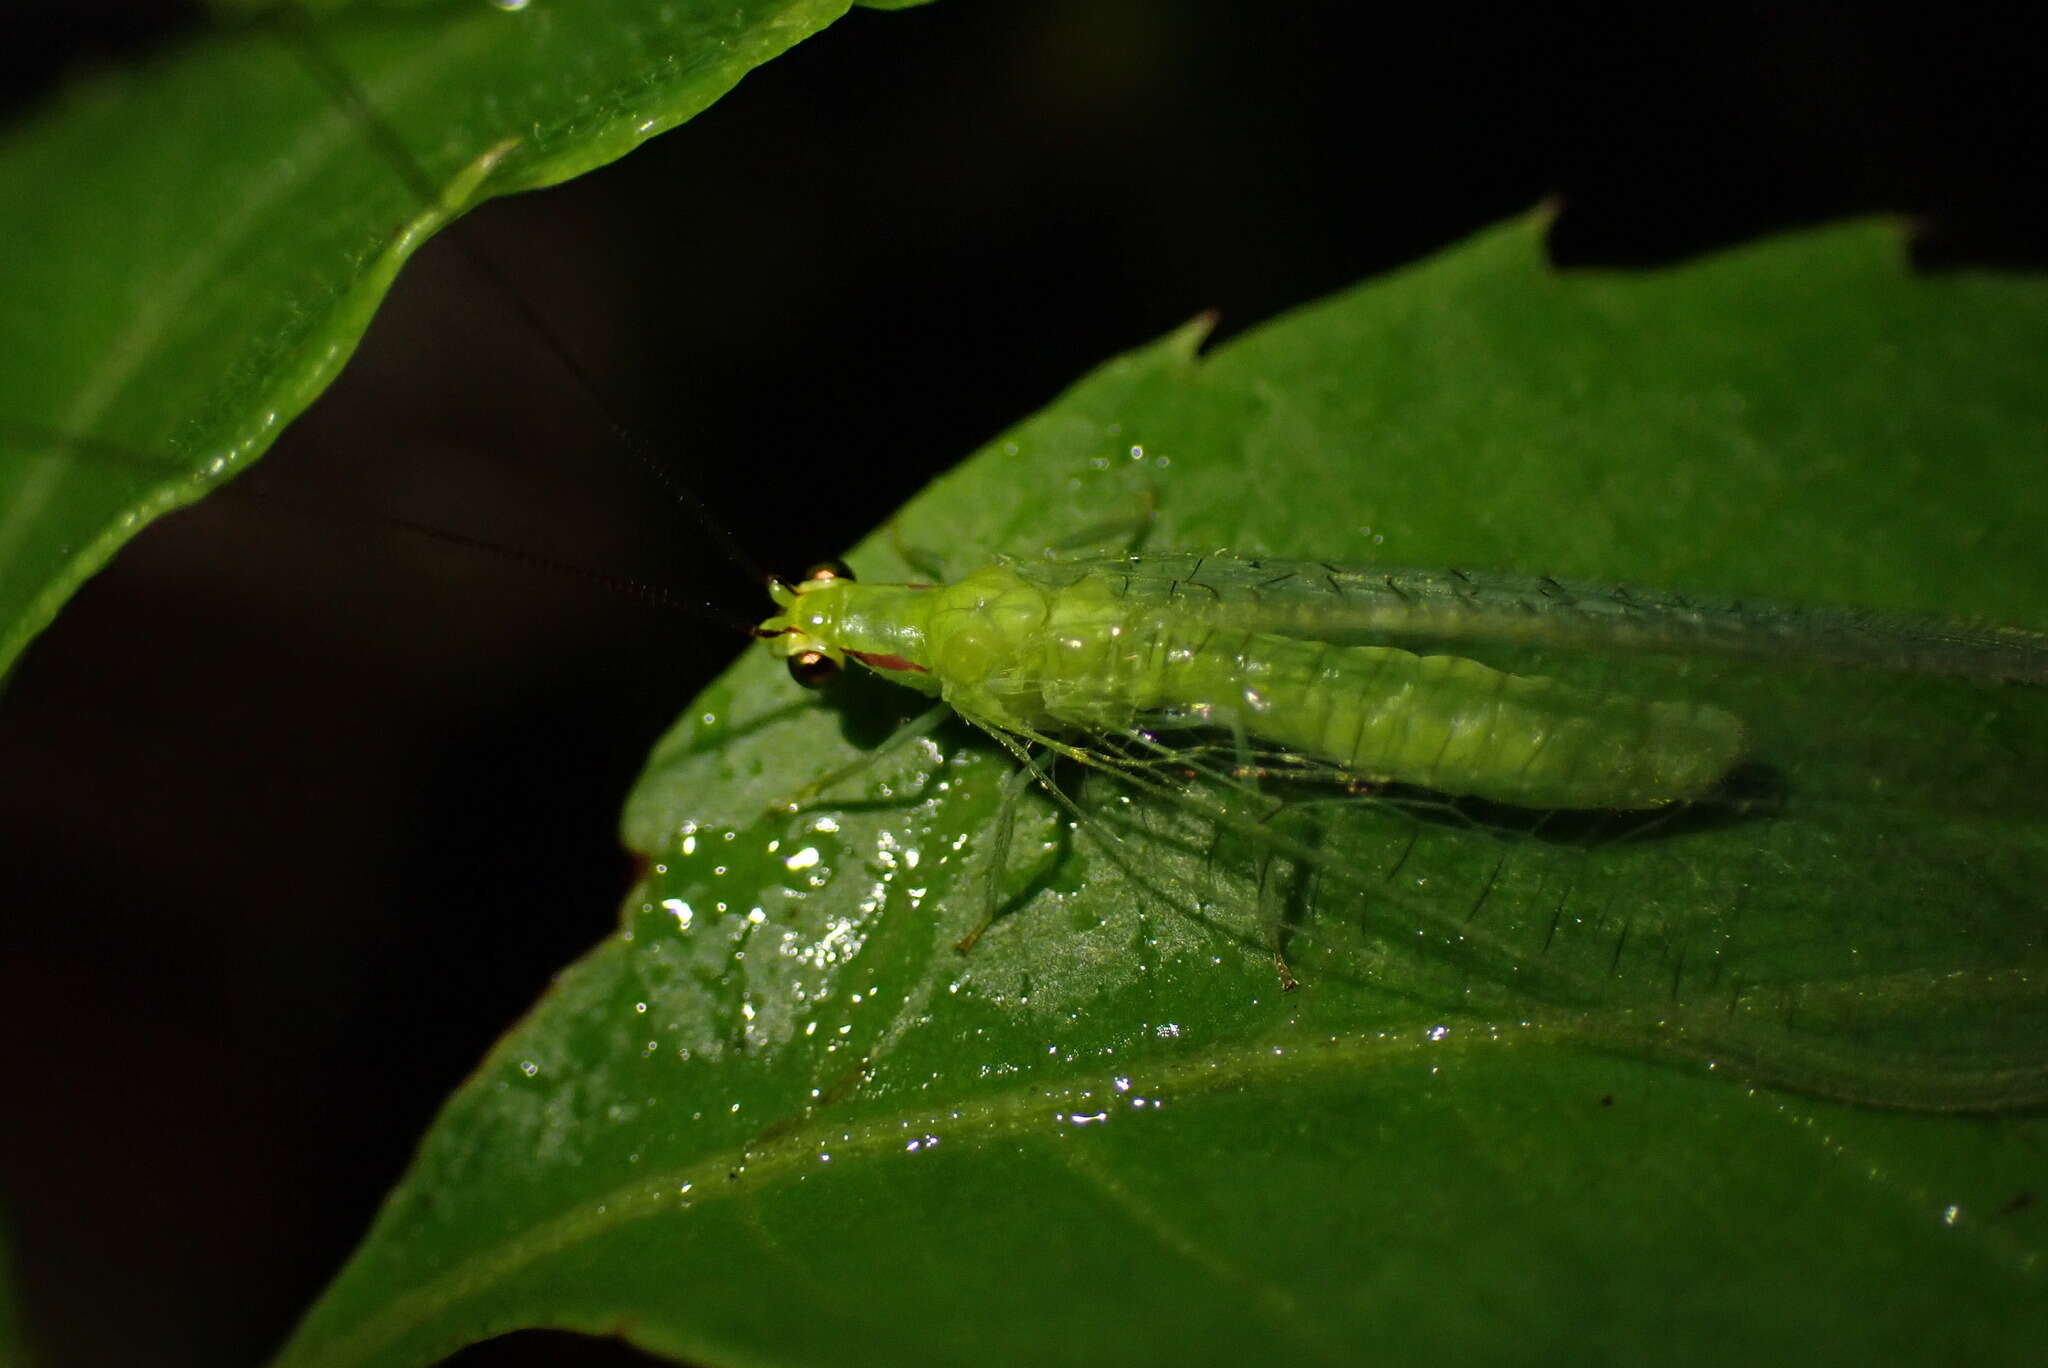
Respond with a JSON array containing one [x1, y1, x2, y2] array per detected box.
[[862, 554, 2048, 1112]]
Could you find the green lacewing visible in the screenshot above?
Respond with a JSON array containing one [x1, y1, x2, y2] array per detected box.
[[721, 539, 2048, 1109], [8, 8, 2047, 1117], [758, 550, 2044, 809]]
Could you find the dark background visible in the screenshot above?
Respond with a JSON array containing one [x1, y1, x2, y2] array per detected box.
[[2, 2, 2043, 1364]]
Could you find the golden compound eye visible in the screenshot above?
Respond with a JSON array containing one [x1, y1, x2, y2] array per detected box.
[[804, 559, 856, 585], [787, 649, 841, 689]]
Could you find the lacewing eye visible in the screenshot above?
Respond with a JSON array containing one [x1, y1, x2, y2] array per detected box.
[[804, 559, 856, 585], [787, 649, 841, 689]]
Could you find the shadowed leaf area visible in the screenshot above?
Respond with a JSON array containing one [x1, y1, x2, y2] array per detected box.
[[274, 218, 2048, 1366]]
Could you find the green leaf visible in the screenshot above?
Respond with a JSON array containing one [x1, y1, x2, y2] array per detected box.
[[282, 219, 2048, 1366], [0, 0, 857, 681]]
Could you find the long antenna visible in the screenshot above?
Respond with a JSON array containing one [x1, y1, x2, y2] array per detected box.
[[347, 509, 758, 637], [271, 3, 772, 590], [0, 418, 756, 636]]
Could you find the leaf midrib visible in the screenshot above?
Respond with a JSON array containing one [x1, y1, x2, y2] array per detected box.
[[279, 1010, 1672, 1365]]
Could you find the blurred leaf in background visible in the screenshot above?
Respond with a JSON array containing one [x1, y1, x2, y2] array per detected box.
[[0, 0, 862, 677]]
